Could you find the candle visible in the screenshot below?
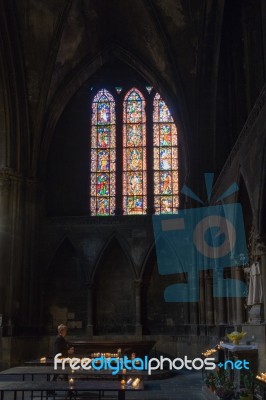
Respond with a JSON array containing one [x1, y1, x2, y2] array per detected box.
[[132, 378, 140, 388], [122, 368, 126, 375], [69, 378, 74, 385]]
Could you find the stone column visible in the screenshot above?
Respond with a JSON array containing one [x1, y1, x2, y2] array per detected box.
[[260, 249, 266, 322], [189, 264, 199, 330], [233, 266, 245, 324], [206, 273, 214, 325], [0, 170, 11, 318], [213, 268, 227, 325], [0, 169, 25, 332], [86, 283, 94, 338], [215, 296, 226, 325], [134, 280, 142, 337], [21, 178, 40, 327], [199, 271, 205, 324]]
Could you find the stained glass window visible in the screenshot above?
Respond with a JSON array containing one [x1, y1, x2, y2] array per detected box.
[[90, 89, 116, 215], [122, 88, 147, 214], [153, 93, 178, 214]]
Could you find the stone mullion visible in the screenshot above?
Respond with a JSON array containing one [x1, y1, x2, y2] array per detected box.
[[116, 93, 123, 215], [145, 94, 154, 214]]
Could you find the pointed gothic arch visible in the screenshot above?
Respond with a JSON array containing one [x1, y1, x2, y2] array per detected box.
[[38, 45, 188, 179], [92, 235, 136, 334], [43, 236, 87, 331], [91, 233, 136, 282], [140, 238, 187, 334]]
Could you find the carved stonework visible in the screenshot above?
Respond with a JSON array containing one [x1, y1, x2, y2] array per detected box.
[[248, 304, 263, 324]]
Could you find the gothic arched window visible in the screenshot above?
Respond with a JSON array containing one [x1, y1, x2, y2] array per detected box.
[[122, 88, 147, 215], [90, 89, 116, 216], [153, 93, 179, 214], [90, 87, 179, 216]]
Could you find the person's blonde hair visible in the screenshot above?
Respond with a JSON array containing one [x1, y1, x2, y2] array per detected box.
[[57, 324, 67, 334]]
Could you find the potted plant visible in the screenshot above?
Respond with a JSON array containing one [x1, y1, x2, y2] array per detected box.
[[214, 370, 234, 399], [239, 388, 252, 400], [215, 385, 234, 400], [204, 371, 216, 392], [239, 372, 254, 400]]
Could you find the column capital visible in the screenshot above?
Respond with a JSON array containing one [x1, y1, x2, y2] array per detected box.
[[0, 168, 39, 190], [0, 168, 21, 180], [0, 177, 11, 193]]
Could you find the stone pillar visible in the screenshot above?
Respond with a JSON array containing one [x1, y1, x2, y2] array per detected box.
[[226, 292, 232, 325], [199, 271, 205, 324], [86, 284, 94, 338], [189, 265, 199, 328], [260, 250, 266, 322], [215, 296, 226, 325], [206, 273, 214, 325], [21, 178, 40, 327], [0, 169, 43, 335], [134, 280, 142, 337], [235, 266, 245, 324], [213, 268, 227, 325], [0, 170, 11, 318], [0, 169, 25, 331]]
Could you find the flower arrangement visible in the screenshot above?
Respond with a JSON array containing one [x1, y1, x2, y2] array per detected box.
[[226, 331, 246, 345]]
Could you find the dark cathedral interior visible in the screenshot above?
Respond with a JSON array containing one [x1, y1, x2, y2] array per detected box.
[[0, 1, 266, 399]]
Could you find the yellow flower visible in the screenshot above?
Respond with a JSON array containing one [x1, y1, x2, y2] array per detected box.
[[227, 331, 246, 343]]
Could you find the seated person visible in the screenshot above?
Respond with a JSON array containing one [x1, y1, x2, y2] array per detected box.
[[54, 324, 74, 357]]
